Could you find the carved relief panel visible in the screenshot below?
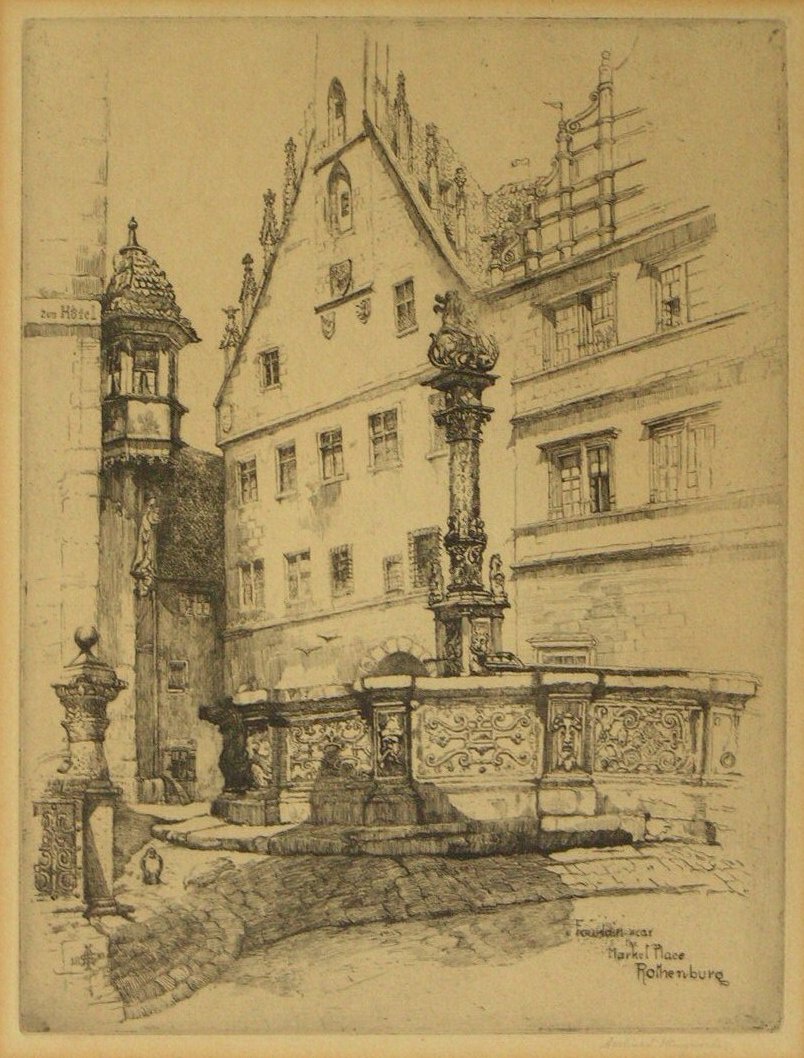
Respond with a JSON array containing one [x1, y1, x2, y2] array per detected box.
[[413, 701, 541, 780], [592, 699, 703, 776], [547, 695, 590, 773], [33, 800, 79, 900], [284, 712, 372, 785]]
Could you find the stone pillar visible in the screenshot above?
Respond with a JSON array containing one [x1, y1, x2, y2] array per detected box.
[[35, 627, 126, 916], [424, 291, 509, 676]]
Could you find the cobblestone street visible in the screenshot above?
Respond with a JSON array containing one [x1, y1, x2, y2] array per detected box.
[[22, 799, 755, 1033], [132, 891, 767, 1034], [99, 828, 748, 1021]]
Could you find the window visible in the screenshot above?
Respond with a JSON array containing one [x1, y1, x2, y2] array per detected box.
[[657, 263, 688, 329], [276, 442, 297, 496], [238, 458, 258, 503], [544, 434, 616, 520], [648, 410, 716, 503], [530, 638, 596, 667], [285, 550, 311, 604], [383, 554, 404, 594], [428, 392, 447, 454], [239, 559, 265, 610], [369, 409, 400, 468], [330, 544, 353, 597], [319, 427, 344, 481], [167, 660, 189, 691], [327, 78, 347, 145], [587, 444, 611, 514], [132, 346, 159, 394], [542, 283, 617, 369], [394, 279, 416, 334], [165, 746, 196, 784], [260, 349, 280, 388], [328, 163, 352, 234], [409, 528, 441, 589], [179, 592, 211, 617]]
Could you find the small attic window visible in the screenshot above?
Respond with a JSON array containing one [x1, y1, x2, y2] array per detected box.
[[328, 79, 347, 145], [328, 162, 353, 235]]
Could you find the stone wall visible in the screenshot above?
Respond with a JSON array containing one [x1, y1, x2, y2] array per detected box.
[[21, 22, 109, 793]]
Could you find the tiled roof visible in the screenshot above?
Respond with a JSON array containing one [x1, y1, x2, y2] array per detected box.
[[102, 218, 199, 341], [157, 446, 225, 586]]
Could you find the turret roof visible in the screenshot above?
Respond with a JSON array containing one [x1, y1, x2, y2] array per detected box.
[[102, 218, 199, 342]]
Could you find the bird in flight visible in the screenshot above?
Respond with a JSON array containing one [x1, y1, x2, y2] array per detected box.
[[317, 633, 341, 642], [294, 644, 322, 657]]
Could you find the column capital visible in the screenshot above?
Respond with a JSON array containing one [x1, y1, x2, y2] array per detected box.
[[51, 627, 126, 786]]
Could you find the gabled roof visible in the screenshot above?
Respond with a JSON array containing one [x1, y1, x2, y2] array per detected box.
[[213, 116, 475, 409]]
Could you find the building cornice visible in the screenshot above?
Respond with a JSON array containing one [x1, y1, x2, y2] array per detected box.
[[512, 521, 784, 573], [223, 586, 430, 639], [514, 485, 785, 541], [511, 313, 756, 428], [217, 360, 437, 449], [511, 309, 746, 391]]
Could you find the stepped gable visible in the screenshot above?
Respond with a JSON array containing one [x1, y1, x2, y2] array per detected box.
[[102, 217, 199, 342]]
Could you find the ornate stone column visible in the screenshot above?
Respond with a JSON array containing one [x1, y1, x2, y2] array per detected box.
[[35, 627, 126, 915], [424, 291, 509, 676]]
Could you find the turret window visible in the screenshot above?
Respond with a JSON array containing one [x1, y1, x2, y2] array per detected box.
[[328, 79, 347, 146], [106, 347, 122, 395], [132, 347, 159, 395]]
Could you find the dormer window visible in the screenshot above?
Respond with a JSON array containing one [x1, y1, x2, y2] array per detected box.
[[328, 79, 347, 145], [328, 163, 352, 235]]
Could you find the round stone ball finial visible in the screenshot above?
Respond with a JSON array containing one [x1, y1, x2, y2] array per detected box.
[[74, 625, 100, 656]]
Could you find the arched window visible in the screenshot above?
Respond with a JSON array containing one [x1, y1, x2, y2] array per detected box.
[[328, 162, 353, 234], [327, 79, 346, 145]]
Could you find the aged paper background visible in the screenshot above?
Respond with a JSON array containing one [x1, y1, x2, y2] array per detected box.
[[3, 0, 803, 1055]]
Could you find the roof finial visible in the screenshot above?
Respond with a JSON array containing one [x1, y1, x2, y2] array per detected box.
[[127, 216, 139, 248], [220, 305, 242, 351], [239, 254, 257, 325]]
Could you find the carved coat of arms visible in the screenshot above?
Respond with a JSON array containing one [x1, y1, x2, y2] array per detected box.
[[329, 259, 352, 299], [320, 312, 336, 340], [355, 297, 371, 324]]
